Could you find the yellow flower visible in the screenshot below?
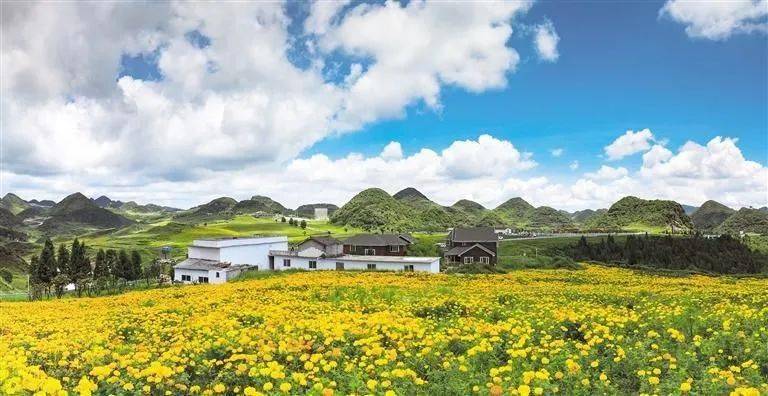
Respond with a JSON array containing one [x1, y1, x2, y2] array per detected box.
[[213, 383, 226, 393], [263, 382, 273, 391], [518, 384, 531, 396], [648, 377, 660, 385], [680, 382, 692, 392], [280, 382, 292, 392]]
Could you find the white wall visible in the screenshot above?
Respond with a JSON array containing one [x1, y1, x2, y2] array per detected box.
[[272, 255, 440, 273], [174, 268, 243, 284], [188, 246, 220, 261], [218, 241, 287, 268]]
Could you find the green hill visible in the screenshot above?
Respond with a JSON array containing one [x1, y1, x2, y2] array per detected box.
[[451, 199, 486, 214], [529, 206, 576, 230], [690, 200, 735, 230], [0, 193, 30, 215], [233, 195, 289, 215], [493, 197, 535, 226], [174, 197, 238, 223], [571, 209, 606, 224], [0, 208, 22, 229], [717, 208, 768, 235], [39, 192, 133, 234], [586, 196, 693, 232], [295, 203, 339, 218], [331, 188, 416, 231]]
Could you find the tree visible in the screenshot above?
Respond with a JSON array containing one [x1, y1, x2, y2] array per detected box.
[[130, 251, 142, 281], [57, 243, 70, 277], [0, 268, 12, 284], [104, 249, 118, 277], [144, 259, 163, 285], [281, 217, 286, 223], [300, 219, 307, 229], [70, 239, 91, 296], [116, 249, 131, 280], [93, 249, 108, 280], [38, 239, 58, 294]]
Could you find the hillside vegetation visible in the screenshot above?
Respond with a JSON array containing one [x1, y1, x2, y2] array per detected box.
[[586, 196, 693, 232], [718, 208, 768, 235], [690, 200, 735, 230]]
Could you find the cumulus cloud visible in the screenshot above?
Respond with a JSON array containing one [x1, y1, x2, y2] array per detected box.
[[661, 0, 768, 40], [604, 128, 656, 160], [569, 161, 580, 171], [550, 148, 564, 157], [585, 165, 629, 181], [1, 0, 535, 182], [380, 142, 404, 160], [533, 20, 560, 62]]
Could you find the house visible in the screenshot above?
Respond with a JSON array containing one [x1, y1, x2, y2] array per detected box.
[[173, 236, 288, 283], [297, 235, 343, 257], [268, 249, 440, 273], [342, 233, 414, 256], [444, 227, 499, 265]]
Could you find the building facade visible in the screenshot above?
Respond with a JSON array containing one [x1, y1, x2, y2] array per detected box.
[[342, 234, 414, 256], [444, 227, 499, 265], [174, 236, 288, 283]]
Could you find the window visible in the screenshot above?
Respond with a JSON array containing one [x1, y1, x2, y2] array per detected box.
[[364, 248, 375, 255], [216, 272, 220, 278], [347, 245, 355, 253], [389, 245, 399, 253], [181, 274, 191, 281], [309, 260, 317, 269], [198, 276, 209, 283], [283, 259, 291, 267], [403, 265, 414, 272], [336, 262, 344, 270], [367, 263, 376, 270], [479, 257, 490, 264], [463, 257, 473, 264]]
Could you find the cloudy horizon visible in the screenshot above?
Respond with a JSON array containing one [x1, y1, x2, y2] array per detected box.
[[2, 1, 766, 211]]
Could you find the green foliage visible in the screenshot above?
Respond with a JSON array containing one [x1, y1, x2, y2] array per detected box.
[[586, 196, 693, 232], [331, 188, 418, 231], [717, 208, 768, 235], [690, 200, 735, 230], [0, 268, 12, 283]]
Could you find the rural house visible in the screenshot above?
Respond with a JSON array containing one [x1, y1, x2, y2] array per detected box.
[[296, 235, 343, 257], [174, 236, 288, 283], [342, 233, 414, 256], [444, 227, 499, 265]]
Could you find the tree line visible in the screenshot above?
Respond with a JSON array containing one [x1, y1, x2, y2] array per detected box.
[[28, 238, 167, 300], [565, 234, 767, 274]]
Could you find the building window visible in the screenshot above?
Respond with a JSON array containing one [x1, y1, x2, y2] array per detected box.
[[198, 276, 209, 283], [364, 248, 375, 255], [336, 262, 344, 270], [309, 260, 317, 269], [283, 259, 291, 267], [367, 263, 376, 270], [347, 245, 355, 253], [216, 272, 220, 278], [463, 256, 473, 264], [479, 257, 490, 264], [389, 245, 399, 253], [181, 274, 191, 281], [403, 265, 414, 272]]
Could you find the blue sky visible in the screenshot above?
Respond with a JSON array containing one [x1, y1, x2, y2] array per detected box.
[[3, 0, 767, 209], [307, 0, 767, 176]]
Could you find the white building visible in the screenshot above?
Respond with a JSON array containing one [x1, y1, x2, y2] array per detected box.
[[174, 236, 288, 284], [314, 207, 329, 220]]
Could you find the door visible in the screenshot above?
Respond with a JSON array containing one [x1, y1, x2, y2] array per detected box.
[[269, 256, 275, 270]]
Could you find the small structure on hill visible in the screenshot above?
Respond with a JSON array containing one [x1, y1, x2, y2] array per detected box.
[[314, 207, 329, 220]]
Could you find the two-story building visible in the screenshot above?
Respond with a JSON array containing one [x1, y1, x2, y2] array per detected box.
[[342, 234, 414, 256], [173, 236, 288, 283], [444, 227, 499, 265]]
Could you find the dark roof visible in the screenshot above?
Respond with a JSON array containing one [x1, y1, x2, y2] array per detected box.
[[444, 243, 496, 257], [449, 227, 498, 243], [343, 233, 414, 246], [173, 258, 247, 271], [301, 236, 342, 246]]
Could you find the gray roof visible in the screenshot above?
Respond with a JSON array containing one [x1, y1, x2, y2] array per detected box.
[[174, 258, 246, 271], [449, 227, 498, 243], [301, 236, 342, 246], [444, 243, 496, 257], [343, 233, 414, 246]]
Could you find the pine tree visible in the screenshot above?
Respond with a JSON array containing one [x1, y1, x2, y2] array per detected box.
[[116, 249, 131, 280], [104, 249, 118, 277], [38, 239, 58, 285], [28, 255, 41, 285], [93, 249, 108, 279], [300, 219, 307, 229], [130, 251, 142, 281], [57, 244, 70, 278], [70, 238, 91, 280]]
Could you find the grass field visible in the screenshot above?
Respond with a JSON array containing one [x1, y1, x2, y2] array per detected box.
[[77, 216, 362, 261], [1, 266, 766, 395]]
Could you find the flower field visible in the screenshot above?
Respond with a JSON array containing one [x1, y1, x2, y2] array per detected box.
[[1, 266, 767, 395]]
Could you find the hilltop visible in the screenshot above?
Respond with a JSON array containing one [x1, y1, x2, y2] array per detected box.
[[691, 200, 735, 230], [586, 196, 693, 231], [331, 188, 416, 231], [39, 192, 133, 234], [0, 193, 30, 215], [295, 203, 339, 218], [571, 209, 607, 224], [233, 195, 290, 215], [493, 197, 535, 226], [173, 197, 238, 223], [717, 208, 768, 235], [0, 208, 22, 229]]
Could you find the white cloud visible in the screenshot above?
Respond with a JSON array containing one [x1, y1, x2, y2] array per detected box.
[[550, 148, 564, 157], [440, 134, 536, 179], [534, 20, 560, 62], [585, 165, 629, 180], [7, 134, 764, 212], [569, 161, 580, 170], [661, 0, 768, 40], [1, 0, 536, 182], [380, 141, 403, 160], [604, 128, 656, 160]]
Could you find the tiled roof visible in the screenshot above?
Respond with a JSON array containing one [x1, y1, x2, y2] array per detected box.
[[343, 233, 414, 246], [173, 258, 246, 271], [449, 227, 498, 243]]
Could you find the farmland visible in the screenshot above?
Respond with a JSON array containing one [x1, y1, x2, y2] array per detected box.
[[1, 266, 766, 395]]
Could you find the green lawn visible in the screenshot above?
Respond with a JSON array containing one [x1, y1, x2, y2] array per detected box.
[[79, 216, 362, 260]]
